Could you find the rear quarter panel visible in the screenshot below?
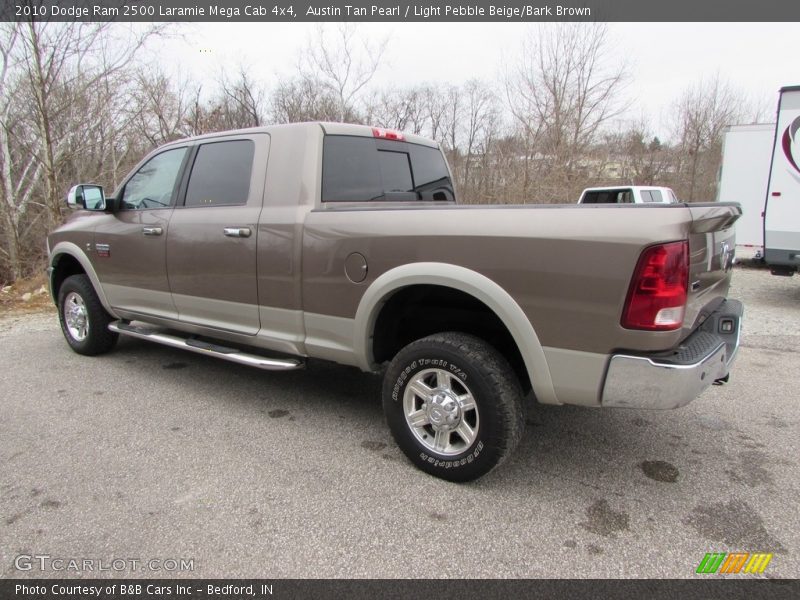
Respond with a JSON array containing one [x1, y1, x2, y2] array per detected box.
[[302, 203, 708, 356]]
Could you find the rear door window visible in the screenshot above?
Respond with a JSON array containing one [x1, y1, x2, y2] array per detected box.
[[640, 191, 654, 203], [184, 140, 255, 207], [322, 135, 454, 203], [649, 190, 664, 203]]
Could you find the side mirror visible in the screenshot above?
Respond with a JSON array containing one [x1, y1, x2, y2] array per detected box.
[[67, 184, 106, 211]]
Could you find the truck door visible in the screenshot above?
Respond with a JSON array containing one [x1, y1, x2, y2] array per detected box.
[[93, 146, 188, 319], [165, 134, 268, 335]]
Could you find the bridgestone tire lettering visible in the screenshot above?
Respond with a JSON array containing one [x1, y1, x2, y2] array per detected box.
[[382, 332, 525, 482]]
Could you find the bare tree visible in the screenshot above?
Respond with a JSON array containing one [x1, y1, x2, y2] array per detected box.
[[0, 18, 168, 281], [0, 23, 42, 280], [132, 67, 197, 145], [506, 24, 629, 201], [613, 117, 671, 186], [421, 84, 449, 142], [672, 74, 744, 200], [452, 80, 500, 203], [366, 86, 427, 133], [16, 20, 166, 227], [269, 75, 345, 123], [213, 67, 265, 129], [746, 92, 777, 125], [441, 84, 462, 152], [299, 24, 387, 122]]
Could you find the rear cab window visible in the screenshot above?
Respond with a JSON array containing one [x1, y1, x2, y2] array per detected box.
[[322, 135, 455, 204], [581, 189, 631, 204]]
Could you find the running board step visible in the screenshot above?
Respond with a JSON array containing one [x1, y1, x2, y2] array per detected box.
[[108, 322, 304, 371]]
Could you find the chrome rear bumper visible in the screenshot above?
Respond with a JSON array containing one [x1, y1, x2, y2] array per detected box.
[[601, 299, 743, 409]]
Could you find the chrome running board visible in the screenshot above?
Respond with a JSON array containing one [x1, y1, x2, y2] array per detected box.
[[109, 321, 304, 371]]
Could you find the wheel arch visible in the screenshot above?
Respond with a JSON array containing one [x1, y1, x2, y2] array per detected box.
[[354, 262, 558, 405], [49, 242, 118, 318]]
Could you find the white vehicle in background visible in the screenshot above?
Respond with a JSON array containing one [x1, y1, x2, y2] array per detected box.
[[578, 186, 679, 205], [717, 123, 775, 260], [764, 85, 800, 276]]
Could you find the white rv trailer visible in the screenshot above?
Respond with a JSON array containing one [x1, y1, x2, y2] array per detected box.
[[717, 123, 775, 259], [764, 85, 800, 275]]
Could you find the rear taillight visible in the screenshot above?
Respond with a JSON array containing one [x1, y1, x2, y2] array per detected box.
[[372, 127, 404, 141], [621, 241, 689, 331]]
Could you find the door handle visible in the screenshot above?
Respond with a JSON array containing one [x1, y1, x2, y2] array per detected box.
[[142, 226, 163, 236], [223, 227, 251, 238]]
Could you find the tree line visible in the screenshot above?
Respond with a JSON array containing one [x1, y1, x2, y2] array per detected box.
[[0, 22, 760, 283]]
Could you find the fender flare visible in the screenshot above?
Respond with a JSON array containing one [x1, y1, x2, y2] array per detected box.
[[49, 241, 119, 319], [353, 262, 558, 405]]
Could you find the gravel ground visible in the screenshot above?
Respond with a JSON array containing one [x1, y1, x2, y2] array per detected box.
[[729, 266, 800, 350], [1, 266, 798, 580], [0, 310, 54, 335]]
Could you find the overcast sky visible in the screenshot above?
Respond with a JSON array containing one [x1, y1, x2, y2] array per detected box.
[[159, 22, 797, 138]]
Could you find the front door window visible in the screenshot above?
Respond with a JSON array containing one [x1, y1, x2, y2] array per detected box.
[[121, 148, 187, 210]]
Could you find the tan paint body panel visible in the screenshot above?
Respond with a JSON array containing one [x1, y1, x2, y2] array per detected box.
[[166, 133, 271, 334], [48, 122, 741, 408], [302, 204, 726, 355]]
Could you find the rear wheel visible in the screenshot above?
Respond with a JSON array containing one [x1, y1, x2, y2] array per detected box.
[[57, 274, 118, 356], [382, 332, 525, 482]]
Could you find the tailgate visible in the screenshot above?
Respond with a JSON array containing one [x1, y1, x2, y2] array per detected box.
[[683, 203, 742, 337]]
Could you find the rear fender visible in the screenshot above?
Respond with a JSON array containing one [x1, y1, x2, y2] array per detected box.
[[353, 262, 559, 405]]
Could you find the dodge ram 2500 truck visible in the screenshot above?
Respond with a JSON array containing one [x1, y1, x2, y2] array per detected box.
[[47, 122, 743, 481]]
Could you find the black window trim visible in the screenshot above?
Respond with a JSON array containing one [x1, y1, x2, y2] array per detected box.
[[174, 145, 199, 208]]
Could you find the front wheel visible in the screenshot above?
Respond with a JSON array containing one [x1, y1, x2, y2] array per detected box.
[[57, 274, 118, 356], [382, 332, 525, 482]]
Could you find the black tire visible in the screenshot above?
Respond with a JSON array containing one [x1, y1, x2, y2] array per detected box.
[[382, 332, 525, 482], [57, 274, 118, 356]]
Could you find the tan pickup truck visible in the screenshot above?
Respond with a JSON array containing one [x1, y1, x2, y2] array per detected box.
[[47, 122, 743, 481]]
